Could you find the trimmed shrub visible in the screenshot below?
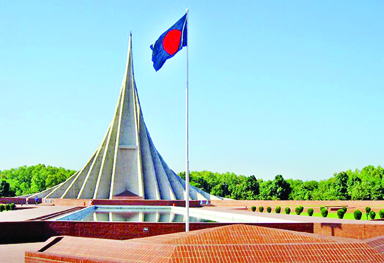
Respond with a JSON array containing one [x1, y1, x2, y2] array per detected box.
[[10, 203, 16, 210], [285, 207, 291, 215], [365, 207, 371, 220], [337, 209, 345, 219], [342, 206, 347, 213], [307, 208, 314, 217], [258, 206, 264, 213], [295, 206, 304, 215], [354, 210, 362, 220], [320, 206, 325, 211], [5, 204, 10, 211], [275, 206, 281, 214], [321, 208, 328, 218], [251, 206, 256, 212], [369, 211, 376, 220], [365, 207, 371, 213], [267, 207, 272, 213], [295, 207, 300, 215], [379, 210, 384, 219], [0, 205, 4, 212]]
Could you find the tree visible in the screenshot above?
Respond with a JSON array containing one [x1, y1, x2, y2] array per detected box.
[[288, 180, 318, 200], [211, 182, 230, 198], [230, 175, 259, 200], [0, 164, 75, 196], [180, 165, 384, 201], [0, 181, 13, 197], [334, 172, 349, 199], [273, 174, 291, 200], [259, 175, 291, 200]]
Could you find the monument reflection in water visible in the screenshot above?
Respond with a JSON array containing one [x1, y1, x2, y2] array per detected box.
[[84, 211, 211, 222], [57, 206, 214, 223]]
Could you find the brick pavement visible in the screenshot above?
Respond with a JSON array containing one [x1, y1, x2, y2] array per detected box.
[[200, 206, 384, 224], [0, 204, 78, 222], [0, 205, 78, 263]]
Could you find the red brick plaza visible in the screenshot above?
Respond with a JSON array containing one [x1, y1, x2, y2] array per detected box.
[[2, 198, 384, 262]]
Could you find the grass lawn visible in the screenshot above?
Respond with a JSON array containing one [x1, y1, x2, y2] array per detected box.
[[298, 212, 371, 220]]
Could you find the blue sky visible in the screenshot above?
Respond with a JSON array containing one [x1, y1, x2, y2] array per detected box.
[[1, 1, 383, 181]]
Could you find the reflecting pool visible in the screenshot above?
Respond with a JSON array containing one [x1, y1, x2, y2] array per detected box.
[[56, 206, 214, 222]]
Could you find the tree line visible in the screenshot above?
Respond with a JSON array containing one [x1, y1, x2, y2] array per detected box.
[[0, 164, 75, 197], [179, 165, 384, 200], [0, 164, 383, 200]]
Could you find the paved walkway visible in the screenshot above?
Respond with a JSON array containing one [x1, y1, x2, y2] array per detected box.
[[201, 206, 384, 224], [1, 204, 384, 262], [0, 204, 77, 222], [0, 242, 45, 263], [0, 205, 78, 262]]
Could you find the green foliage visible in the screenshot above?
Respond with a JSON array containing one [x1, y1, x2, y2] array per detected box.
[[5, 204, 10, 211], [0, 181, 13, 197], [334, 172, 349, 199], [321, 208, 328, 217], [369, 211, 376, 220], [365, 207, 372, 220], [342, 206, 347, 213], [259, 175, 291, 200], [0, 164, 76, 196], [0, 205, 4, 212], [267, 207, 272, 213], [10, 203, 16, 210], [177, 165, 384, 201], [251, 206, 256, 212], [179, 171, 260, 200], [307, 208, 314, 216], [379, 210, 384, 219], [311, 166, 384, 201], [258, 206, 264, 212], [354, 210, 362, 220], [275, 206, 281, 214], [288, 180, 318, 200], [2, 164, 380, 201], [295, 206, 304, 215], [285, 207, 291, 214], [337, 209, 345, 219]]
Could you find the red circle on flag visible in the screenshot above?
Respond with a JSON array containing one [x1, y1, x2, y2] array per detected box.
[[163, 29, 182, 55]]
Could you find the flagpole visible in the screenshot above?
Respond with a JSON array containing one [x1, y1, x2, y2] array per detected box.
[[185, 8, 190, 233]]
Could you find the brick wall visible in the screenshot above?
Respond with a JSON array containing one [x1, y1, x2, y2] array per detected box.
[[0, 197, 35, 205], [44, 221, 313, 240], [314, 223, 384, 239], [0, 222, 45, 244], [92, 199, 202, 207], [36, 198, 202, 207], [0, 220, 312, 244]]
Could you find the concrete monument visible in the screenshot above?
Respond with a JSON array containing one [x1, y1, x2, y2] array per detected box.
[[31, 34, 219, 201]]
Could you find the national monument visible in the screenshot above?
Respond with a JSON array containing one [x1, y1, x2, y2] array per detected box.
[[30, 34, 219, 201]]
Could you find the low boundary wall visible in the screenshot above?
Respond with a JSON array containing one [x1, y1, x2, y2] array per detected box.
[[0, 221, 312, 244], [3, 220, 384, 244]]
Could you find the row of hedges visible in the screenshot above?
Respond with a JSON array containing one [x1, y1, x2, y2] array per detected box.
[[0, 203, 16, 212], [250, 205, 384, 220]]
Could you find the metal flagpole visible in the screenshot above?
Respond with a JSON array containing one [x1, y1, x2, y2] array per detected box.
[[185, 8, 190, 232]]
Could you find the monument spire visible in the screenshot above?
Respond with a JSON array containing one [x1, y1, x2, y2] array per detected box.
[[32, 34, 219, 201]]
